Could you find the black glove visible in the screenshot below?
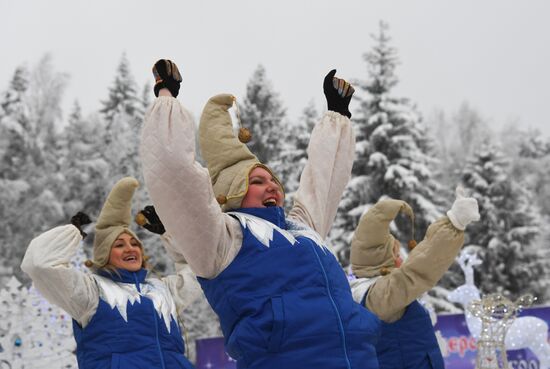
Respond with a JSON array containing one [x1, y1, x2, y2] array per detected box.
[[152, 59, 182, 98], [71, 211, 92, 239], [323, 69, 355, 118], [138, 205, 166, 235]]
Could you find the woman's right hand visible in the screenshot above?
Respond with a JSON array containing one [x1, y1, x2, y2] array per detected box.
[[152, 59, 182, 97]]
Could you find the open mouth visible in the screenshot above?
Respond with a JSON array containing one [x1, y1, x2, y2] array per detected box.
[[123, 255, 138, 262], [263, 198, 278, 207]]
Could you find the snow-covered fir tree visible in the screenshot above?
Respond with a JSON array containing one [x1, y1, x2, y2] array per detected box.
[[100, 54, 144, 180], [100, 53, 142, 125], [59, 101, 111, 217], [501, 127, 550, 217], [238, 65, 287, 164], [0, 57, 68, 283], [0, 66, 32, 279], [330, 21, 445, 265], [0, 65, 31, 180], [517, 129, 550, 159], [451, 142, 548, 301]]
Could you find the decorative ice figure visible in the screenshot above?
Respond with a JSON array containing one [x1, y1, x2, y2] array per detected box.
[[447, 248, 550, 368], [469, 293, 534, 369]]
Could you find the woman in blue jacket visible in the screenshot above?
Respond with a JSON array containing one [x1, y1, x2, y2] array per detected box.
[[140, 59, 381, 369], [22, 177, 201, 369]]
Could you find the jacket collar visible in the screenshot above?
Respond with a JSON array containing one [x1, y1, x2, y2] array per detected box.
[[231, 206, 287, 229], [97, 268, 148, 285]]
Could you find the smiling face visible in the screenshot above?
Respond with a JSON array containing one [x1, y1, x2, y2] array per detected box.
[[241, 166, 284, 208], [107, 232, 143, 272]]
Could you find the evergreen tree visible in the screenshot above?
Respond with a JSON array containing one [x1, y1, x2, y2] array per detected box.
[[0, 66, 31, 180], [453, 142, 548, 300], [502, 128, 550, 217], [331, 21, 445, 265], [99, 54, 143, 182], [59, 101, 111, 217], [239, 65, 286, 164], [0, 57, 68, 282], [26, 54, 68, 161], [517, 130, 550, 159], [100, 53, 140, 125]]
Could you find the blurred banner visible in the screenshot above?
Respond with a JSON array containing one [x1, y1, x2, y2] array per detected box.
[[196, 306, 550, 369]]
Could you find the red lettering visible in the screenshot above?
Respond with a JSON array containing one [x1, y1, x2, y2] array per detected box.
[[446, 335, 477, 357]]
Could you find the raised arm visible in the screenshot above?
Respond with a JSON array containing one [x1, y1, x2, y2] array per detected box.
[[365, 189, 480, 322], [288, 70, 355, 238], [140, 60, 242, 279], [21, 224, 99, 327], [366, 217, 464, 322]]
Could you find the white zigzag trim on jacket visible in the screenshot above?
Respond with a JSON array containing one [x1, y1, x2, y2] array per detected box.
[[286, 219, 331, 254], [228, 212, 297, 247], [92, 274, 178, 333], [228, 212, 330, 253]]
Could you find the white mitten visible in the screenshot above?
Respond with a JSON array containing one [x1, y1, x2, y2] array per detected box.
[[446, 187, 480, 230]]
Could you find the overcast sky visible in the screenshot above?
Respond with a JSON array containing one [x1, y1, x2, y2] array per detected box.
[[2, 0, 549, 135]]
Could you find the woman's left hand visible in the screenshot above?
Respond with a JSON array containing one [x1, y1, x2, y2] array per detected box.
[[136, 205, 166, 235], [70, 211, 92, 239]]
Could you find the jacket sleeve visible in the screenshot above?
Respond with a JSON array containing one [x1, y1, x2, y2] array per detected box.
[[365, 217, 465, 322], [288, 111, 355, 239], [160, 234, 203, 312], [140, 96, 242, 279], [20, 225, 99, 327]]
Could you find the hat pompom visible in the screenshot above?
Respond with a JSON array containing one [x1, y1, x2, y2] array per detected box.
[[408, 239, 417, 251], [135, 212, 147, 226], [238, 127, 252, 143], [216, 195, 227, 205]]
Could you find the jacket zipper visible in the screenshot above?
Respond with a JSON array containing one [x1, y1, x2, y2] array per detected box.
[[133, 272, 166, 369], [310, 244, 352, 369]]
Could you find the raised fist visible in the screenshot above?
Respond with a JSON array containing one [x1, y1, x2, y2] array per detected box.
[[446, 187, 480, 231], [136, 205, 166, 235], [323, 69, 355, 118], [71, 211, 92, 239]]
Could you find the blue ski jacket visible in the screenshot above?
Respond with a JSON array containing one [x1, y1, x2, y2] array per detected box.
[[199, 207, 381, 369]]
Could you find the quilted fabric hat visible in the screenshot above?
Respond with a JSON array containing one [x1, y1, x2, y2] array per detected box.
[[350, 199, 415, 278], [86, 177, 143, 268], [198, 93, 284, 211]]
